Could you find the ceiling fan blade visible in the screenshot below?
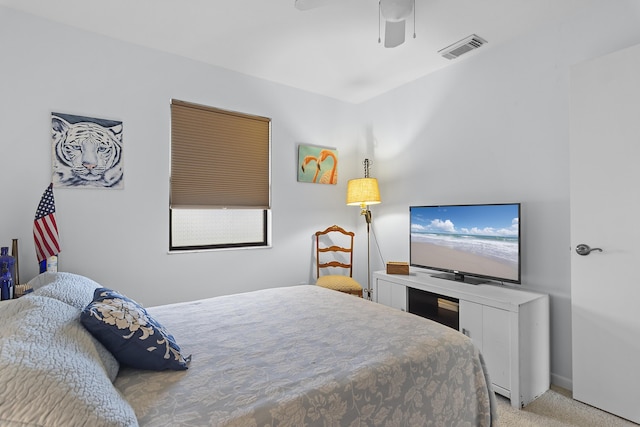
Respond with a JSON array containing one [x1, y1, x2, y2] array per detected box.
[[384, 20, 406, 48], [294, 0, 341, 11]]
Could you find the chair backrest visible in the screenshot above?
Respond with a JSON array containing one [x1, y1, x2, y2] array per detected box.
[[315, 225, 354, 279]]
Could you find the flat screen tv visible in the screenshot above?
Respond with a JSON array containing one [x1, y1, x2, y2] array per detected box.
[[410, 203, 521, 284]]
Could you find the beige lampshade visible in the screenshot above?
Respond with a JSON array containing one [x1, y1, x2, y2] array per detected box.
[[346, 178, 381, 207]]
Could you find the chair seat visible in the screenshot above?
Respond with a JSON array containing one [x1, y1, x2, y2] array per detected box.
[[316, 275, 363, 297]]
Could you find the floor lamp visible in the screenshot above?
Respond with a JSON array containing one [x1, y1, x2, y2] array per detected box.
[[346, 159, 381, 301]]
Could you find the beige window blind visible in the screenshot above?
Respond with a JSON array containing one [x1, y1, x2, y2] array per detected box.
[[170, 100, 271, 209]]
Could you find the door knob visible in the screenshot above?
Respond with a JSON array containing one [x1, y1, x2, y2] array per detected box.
[[576, 244, 603, 256]]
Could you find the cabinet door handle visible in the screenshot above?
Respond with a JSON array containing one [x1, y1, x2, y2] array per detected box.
[[462, 328, 470, 337]]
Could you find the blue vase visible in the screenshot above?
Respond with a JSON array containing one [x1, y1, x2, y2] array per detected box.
[[0, 247, 16, 294], [0, 261, 12, 300]]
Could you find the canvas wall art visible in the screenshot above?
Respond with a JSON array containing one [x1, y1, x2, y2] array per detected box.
[[297, 144, 338, 185], [51, 112, 124, 189]]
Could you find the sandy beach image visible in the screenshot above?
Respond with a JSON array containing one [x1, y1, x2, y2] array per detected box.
[[411, 240, 519, 282]]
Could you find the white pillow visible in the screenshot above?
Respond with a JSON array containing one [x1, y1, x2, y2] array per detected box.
[[0, 295, 138, 426], [31, 272, 102, 308], [26, 271, 58, 290], [29, 272, 120, 381]]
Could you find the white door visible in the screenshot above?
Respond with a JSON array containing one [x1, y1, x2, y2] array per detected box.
[[570, 43, 640, 424]]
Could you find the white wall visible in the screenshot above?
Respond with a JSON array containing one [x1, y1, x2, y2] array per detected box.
[[358, 0, 640, 388], [0, 7, 369, 306], [2, 1, 640, 389]]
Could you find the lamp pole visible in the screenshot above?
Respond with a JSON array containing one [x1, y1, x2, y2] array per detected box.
[[362, 159, 373, 301], [363, 205, 373, 300]]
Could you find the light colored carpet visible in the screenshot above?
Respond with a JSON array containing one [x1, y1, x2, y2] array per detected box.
[[495, 385, 638, 426]]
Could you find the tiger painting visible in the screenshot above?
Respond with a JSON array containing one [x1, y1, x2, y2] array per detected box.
[[52, 113, 124, 189]]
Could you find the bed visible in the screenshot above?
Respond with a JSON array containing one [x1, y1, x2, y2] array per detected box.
[[0, 272, 496, 426]]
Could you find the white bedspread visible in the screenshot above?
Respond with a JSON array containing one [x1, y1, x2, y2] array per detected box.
[[115, 285, 495, 426]]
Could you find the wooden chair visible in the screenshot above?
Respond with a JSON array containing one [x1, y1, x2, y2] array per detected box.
[[315, 225, 363, 298]]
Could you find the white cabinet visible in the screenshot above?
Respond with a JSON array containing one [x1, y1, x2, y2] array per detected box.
[[376, 278, 407, 311], [460, 301, 511, 395], [374, 270, 549, 408]]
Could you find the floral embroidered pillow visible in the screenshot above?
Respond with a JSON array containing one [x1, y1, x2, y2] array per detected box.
[[81, 288, 190, 371]]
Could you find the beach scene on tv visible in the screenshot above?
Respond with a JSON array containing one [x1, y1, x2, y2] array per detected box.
[[410, 204, 520, 282]]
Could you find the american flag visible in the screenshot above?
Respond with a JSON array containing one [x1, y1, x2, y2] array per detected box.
[[33, 183, 61, 263]]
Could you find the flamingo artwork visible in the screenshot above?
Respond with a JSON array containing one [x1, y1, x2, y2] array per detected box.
[[298, 146, 338, 185]]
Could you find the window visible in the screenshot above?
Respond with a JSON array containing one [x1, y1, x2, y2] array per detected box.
[[170, 100, 271, 250]]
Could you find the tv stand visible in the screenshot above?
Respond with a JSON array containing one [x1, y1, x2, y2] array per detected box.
[[430, 271, 487, 285], [374, 269, 549, 408]]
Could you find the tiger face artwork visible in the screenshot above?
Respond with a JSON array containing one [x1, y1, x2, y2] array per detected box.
[[52, 113, 124, 189]]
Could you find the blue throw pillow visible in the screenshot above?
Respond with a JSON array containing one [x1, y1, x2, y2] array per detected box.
[[81, 288, 190, 371]]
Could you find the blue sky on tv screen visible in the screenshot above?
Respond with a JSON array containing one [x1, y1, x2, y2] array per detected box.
[[411, 204, 519, 238]]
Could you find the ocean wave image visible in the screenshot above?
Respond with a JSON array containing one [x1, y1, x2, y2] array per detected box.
[[411, 232, 518, 264]]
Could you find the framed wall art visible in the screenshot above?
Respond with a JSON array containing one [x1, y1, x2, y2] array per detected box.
[[51, 112, 124, 189], [297, 144, 338, 185]]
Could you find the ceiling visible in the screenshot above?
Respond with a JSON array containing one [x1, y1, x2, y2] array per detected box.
[[1, 0, 597, 103]]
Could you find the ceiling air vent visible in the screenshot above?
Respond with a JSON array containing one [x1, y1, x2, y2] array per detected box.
[[438, 34, 487, 60]]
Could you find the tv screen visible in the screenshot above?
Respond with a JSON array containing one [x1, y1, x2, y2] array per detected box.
[[410, 203, 521, 284]]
